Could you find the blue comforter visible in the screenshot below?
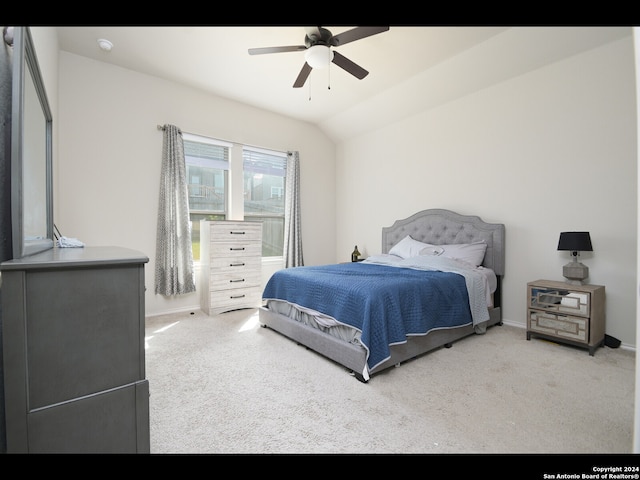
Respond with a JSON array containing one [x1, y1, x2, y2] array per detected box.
[[262, 261, 476, 371]]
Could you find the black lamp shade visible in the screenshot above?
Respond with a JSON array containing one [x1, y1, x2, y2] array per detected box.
[[557, 232, 593, 252]]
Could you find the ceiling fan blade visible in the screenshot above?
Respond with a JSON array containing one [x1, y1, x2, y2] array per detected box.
[[331, 51, 368, 80], [293, 62, 313, 88], [330, 26, 389, 47], [248, 45, 306, 55]]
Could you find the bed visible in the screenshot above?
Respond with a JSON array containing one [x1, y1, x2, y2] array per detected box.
[[259, 208, 505, 382]]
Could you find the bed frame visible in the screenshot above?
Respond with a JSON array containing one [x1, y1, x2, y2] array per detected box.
[[259, 209, 506, 382]]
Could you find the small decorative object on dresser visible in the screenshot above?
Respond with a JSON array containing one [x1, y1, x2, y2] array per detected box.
[[526, 279, 605, 355], [200, 220, 262, 315]]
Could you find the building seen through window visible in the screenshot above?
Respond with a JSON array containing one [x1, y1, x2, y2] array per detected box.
[[243, 147, 286, 258]]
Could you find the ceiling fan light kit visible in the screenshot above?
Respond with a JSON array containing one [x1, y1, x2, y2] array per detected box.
[[248, 26, 389, 88], [304, 45, 333, 69]]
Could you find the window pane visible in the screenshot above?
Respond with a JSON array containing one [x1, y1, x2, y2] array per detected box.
[[184, 137, 229, 261], [190, 213, 225, 262], [185, 140, 228, 214], [243, 148, 286, 257], [244, 214, 284, 256]]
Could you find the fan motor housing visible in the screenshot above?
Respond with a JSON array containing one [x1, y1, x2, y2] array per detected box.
[[305, 27, 332, 48]]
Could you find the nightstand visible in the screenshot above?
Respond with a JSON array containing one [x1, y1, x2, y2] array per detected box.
[[526, 279, 605, 355]]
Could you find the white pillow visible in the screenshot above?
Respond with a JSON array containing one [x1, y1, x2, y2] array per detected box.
[[418, 245, 445, 256], [388, 235, 430, 259], [420, 240, 487, 267]]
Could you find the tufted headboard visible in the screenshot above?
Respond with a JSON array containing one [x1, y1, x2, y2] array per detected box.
[[381, 209, 505, 276]]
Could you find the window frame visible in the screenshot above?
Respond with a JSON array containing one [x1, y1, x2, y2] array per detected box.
[[183, 133, 287, 262]]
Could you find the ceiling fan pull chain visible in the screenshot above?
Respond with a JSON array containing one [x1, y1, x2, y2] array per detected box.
[[308, 76, 312, 101]]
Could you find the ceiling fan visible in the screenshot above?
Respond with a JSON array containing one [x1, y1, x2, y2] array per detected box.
[[248, 26, 389, 88]]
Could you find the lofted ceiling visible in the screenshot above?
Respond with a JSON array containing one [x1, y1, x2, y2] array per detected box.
[[55, 26, 632, 143]]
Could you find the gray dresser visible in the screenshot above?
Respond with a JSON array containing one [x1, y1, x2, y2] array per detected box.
[[0, 246, 150, 453], [200, 220, 262, 315]]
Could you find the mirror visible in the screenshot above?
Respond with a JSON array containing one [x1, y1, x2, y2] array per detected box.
[[11, 26, 53, 258]]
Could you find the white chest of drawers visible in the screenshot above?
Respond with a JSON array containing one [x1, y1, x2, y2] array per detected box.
[[200, 220, 262, 315]]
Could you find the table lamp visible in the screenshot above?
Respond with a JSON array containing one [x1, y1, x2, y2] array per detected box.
[[557, 231, 593, 285]]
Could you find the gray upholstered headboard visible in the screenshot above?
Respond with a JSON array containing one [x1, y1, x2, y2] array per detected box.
[[381, 209, 505, 276]]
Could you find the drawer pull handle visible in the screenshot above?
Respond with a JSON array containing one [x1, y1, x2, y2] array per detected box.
[[230, 294, 246, 299], [230, 262, 245, 267], [230, 279, 245, 283], [230, 231, 246, 235], [230, 247, 245, 251]]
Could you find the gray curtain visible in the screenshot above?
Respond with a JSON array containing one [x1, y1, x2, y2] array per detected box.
[[283, 151, 304, 267], [154, 124, 196, 295]]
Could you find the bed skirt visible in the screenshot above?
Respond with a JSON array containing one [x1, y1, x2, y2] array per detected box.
[[259, 304, 502, 382]]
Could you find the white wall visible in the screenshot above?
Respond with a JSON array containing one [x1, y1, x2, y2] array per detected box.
[[336, 36, 637, 347], [56, 52, 336, 316]]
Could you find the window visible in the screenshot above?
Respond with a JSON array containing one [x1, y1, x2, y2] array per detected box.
[[243, 147, 287, 257], [183, 133, 286, 261], [183, 133, 230, 261]]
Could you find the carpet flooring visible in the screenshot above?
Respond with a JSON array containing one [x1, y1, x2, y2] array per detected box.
[[145, 308, 635, 456]]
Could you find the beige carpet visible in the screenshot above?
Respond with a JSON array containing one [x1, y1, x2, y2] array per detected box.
[[144, 308, 635, 455]]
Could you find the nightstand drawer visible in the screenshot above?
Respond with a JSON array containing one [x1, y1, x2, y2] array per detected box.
[[529, 311, 587, 343], [529, 287, 590, 317]]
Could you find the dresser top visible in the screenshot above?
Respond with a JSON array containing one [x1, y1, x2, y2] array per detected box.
[[528, 279, 604, 291], [0, 246, 149, 271]]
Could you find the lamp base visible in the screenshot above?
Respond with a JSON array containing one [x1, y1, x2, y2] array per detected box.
[[563, 261, 589, 285]]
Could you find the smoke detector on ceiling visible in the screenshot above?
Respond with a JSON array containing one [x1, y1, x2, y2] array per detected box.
[[97, 39, 113, 52]]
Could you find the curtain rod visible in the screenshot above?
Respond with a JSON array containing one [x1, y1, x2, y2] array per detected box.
[[156, 124, 292, 155]]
